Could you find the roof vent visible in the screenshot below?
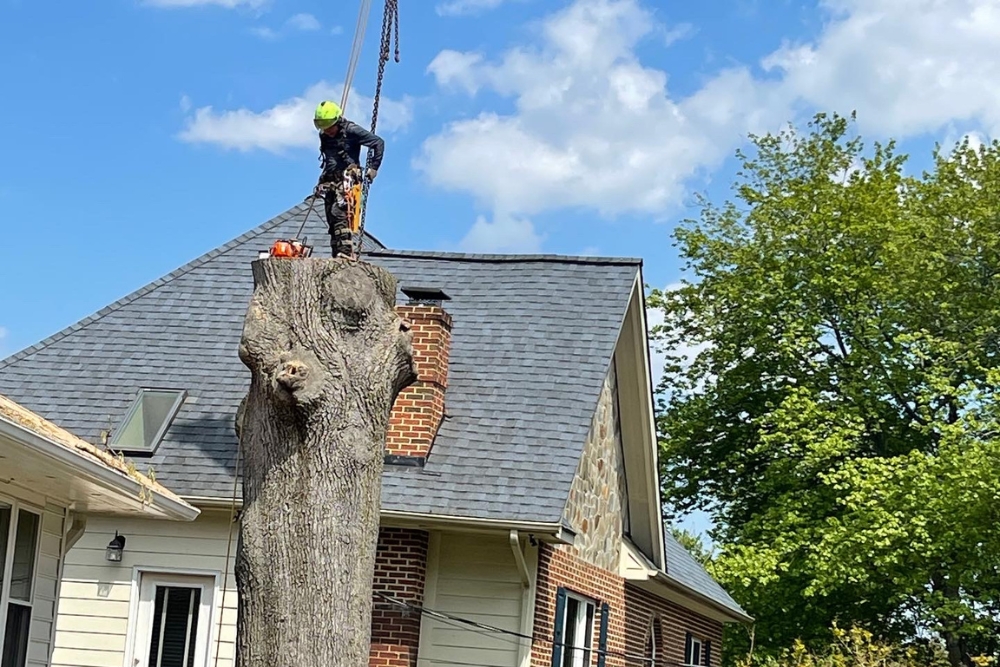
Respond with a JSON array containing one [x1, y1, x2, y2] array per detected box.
[[401, 286, 451, 307], [109, 388, 186, 454]]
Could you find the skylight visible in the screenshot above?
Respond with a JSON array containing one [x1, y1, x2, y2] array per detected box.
[[110, 388, 186, 453]]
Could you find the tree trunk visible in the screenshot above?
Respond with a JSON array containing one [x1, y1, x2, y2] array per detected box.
[[234, 258, 416, 667]]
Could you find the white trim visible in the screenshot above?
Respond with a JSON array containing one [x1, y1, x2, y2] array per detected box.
[[631, 268, 668, 570], [415, 532, 441, 667], [0, 416, 199, 522], [0, 493, 44, 663], [686, 635, 703, 667], [558, 590, 596, 667], [122, 566, 223, 667], [515, 537, 538, 667]]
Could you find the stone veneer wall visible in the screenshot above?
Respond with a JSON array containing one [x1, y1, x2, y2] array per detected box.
[[562, 360, 628, 571]]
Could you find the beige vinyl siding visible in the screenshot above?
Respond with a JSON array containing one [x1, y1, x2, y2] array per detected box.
[[51, 513, 238, 667], [419, 533, 529, 667], [27, 502, 65, 667]]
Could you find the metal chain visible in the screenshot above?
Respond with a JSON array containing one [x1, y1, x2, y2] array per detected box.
[[356, 0, 399, 257]]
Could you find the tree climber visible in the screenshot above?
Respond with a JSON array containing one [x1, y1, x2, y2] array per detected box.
[[313, 100, 384, 259]]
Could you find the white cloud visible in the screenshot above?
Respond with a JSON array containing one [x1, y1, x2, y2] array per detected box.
[[415, 0, 787, 245], [178, 81, 413, 153], [251, 13, 322, 40], [418, 0, 1000, 251], [179, 94, 192, 113], [250, 26, 278, 40], [331, 25, 344, 35], [144, 0, 266, 8], [436, 0, 507, 17], [0, 327, 8, 358], [763, 0, 1000, 138], [459, 213, 543, 253], [286, 12, 320, 31]]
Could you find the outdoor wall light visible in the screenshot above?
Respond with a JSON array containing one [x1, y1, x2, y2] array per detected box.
[[105, 532, 126, 562]]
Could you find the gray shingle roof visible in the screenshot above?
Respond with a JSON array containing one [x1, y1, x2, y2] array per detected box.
[[0, 201, 640, 525], [664, 531, 749, 619]]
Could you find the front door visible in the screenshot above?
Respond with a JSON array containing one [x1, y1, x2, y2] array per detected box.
[[131, 573, 215, 667]]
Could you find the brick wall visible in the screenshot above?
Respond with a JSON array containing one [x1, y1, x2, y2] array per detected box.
[[623, 584, 723, 667], [530, 545, 627, 667], [370, 528, 429, 667], [530, 544, 725, 667], [386, 305, 452, 459]]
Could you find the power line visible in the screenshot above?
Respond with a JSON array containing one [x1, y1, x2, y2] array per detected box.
[[373, 592, 702, 667]]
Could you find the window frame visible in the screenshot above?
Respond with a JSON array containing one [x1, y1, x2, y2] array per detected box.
[[0, 494, 44, 667], [109, 388, 187, 454], [123, 567, 221, 667], [684, 632, 710, 667], [552, 588, 600, 667]]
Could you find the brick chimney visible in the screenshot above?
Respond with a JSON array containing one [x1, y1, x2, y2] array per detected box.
[[385, 286, 452, 465]]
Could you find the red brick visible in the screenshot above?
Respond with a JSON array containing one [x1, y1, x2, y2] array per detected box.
[[369, 528, 428, 667]]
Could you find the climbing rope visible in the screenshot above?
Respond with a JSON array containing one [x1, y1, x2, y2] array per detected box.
[[356, 0, 399, 258], [340, 0, 374, 111]]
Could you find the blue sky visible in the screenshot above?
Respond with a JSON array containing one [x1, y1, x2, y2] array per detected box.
[[2, 0, 999, 533]]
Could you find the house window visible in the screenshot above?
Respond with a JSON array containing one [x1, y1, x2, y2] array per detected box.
[[130, 573, 215, 667], [0, 500, 41, 667], [684, 632, 711, 667], [552, 588, 606, 667], [110, 388, 186, 454]]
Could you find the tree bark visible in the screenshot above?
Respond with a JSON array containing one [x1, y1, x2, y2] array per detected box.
[[235, 258, 416, 667]]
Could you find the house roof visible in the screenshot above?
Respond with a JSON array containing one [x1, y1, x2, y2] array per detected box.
[[0, 393, 199, 521], [0, 200, 641, 526], [663, 531, 749, 621]]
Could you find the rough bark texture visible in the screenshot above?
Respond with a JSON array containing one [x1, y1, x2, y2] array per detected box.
[[235, 258, 417, 667]]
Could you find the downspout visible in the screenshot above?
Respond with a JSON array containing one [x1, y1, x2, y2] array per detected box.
[[509, 530, 530, 587], [64, 513, 88, 552], [510, 530, 536, 667]]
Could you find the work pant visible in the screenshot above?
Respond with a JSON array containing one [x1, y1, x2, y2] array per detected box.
[[321, 172, 354, 257]]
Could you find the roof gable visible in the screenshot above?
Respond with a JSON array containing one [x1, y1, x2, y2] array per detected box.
[[0, 202, 641, 526]]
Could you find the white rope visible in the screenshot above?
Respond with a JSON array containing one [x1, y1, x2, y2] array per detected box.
[[341, 0, 374, 111]]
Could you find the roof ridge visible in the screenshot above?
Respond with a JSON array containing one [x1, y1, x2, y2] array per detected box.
[[0, 202, 308, 370], [366, 249, 643, 265]]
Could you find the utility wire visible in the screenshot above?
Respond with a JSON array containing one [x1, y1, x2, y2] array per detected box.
[[373, 592, 702, 667]]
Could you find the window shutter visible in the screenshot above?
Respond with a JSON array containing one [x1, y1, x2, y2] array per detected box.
[[704, 641, 712, 667], [684, 633, 693, 665], [552, 587, 567, 667], [596, 602, 609, 667]]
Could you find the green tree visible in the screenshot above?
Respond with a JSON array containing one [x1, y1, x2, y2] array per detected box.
[[649, 112, 1000, 667]]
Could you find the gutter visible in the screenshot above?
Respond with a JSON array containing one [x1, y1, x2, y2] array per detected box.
[[0, 418, 200, 522], [182, 496, 572, 543]]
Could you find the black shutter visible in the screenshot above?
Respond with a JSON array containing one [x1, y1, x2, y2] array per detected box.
[[596, 602, 609, 667], [704, 641, 712, 667], [552, 587, 567, 667], [684, 633, 693, 665]]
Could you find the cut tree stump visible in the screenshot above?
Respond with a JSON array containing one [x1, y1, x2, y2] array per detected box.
[[235, 258, 417, 667]]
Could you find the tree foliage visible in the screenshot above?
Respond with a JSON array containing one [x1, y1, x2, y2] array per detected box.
[[649, 112, 1000, 666]]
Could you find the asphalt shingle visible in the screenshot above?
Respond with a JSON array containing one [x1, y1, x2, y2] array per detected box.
[[664, 531, 749, 618], [0, 202, 640, 525]]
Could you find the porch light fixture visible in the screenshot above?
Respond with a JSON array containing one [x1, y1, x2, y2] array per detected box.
[[105, 531, 126, 562]]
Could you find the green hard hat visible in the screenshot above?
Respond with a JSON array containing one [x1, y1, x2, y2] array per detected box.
[[314, 100, 343, 130]]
